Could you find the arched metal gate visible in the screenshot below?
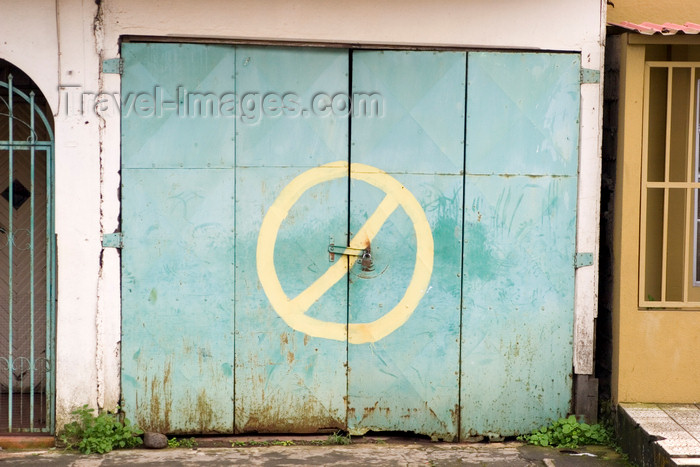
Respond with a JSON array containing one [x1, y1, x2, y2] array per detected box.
[[0, 73, 55, 433]]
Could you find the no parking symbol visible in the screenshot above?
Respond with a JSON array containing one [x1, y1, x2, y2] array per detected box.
[[256, 161, 434, 344]]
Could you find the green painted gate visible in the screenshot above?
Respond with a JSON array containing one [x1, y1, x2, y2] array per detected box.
[[120, 43, 580, 439], [0, 74, 55, 433]]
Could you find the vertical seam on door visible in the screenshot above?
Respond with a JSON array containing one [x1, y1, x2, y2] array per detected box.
[[345, 48, 353, 431], [232, 45, 237, 434], [457, 52, 469, 442]]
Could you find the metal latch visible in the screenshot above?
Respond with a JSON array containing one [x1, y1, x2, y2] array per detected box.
[[328, 244, 366, 261], [102, 232, 123, 248], [328, 236, 366, 261], [328, 236, 374, 270]]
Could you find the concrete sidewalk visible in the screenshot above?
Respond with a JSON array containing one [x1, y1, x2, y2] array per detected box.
[[0, 441, 630, 466], [617, 403, 700, 466]]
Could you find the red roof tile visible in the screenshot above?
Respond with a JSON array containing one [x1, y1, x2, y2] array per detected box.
[[610, 21, 700, 35]]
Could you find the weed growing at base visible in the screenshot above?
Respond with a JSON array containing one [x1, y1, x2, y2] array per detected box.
[[230, 431, 351, 447], [60, 405, 143, 454], [518, 415, 612, 448], [168, 437, 197, 448], [324, 431, 351, 445]]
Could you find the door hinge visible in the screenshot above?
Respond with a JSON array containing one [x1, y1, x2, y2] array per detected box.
[[574, 252, 594, 268], [102, 58, 123, 75], [102, 232, 123, 248], [580, 68, 600, 84]]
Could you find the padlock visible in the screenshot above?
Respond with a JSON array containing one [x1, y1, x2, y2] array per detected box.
[[360, 251, 374, 271]]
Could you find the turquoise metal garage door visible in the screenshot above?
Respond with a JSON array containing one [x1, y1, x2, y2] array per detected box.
[[120, 43, 580, 440]]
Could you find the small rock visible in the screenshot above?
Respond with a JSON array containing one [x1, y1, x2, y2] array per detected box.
[[143, 432, 168, 449]]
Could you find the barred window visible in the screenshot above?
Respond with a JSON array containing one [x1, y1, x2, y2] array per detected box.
[[640, 62, 700, 308]]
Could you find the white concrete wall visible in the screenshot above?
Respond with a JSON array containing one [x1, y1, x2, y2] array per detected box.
[[0, 0, 104, 428], [0, 0, 605, 429]]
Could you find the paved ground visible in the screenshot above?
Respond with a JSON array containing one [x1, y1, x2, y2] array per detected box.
[[618, 403, 700, 466], [0, 441, 631, 466]]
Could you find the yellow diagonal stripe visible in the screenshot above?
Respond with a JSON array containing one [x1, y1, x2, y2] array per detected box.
[[290, 195, 399, 313]]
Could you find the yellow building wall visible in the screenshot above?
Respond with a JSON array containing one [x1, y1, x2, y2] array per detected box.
[[613, 35, 700, 403], [608, 0, 700, 24]]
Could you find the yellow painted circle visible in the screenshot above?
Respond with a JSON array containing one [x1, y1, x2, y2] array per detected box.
[[256, 161, 434, 344]]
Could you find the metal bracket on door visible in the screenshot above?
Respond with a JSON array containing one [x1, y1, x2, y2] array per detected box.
[[102, 232, 123, 248], [102, 58, 124, 75], [580, 68, 600, 84], [574, 252, 594, 268]]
